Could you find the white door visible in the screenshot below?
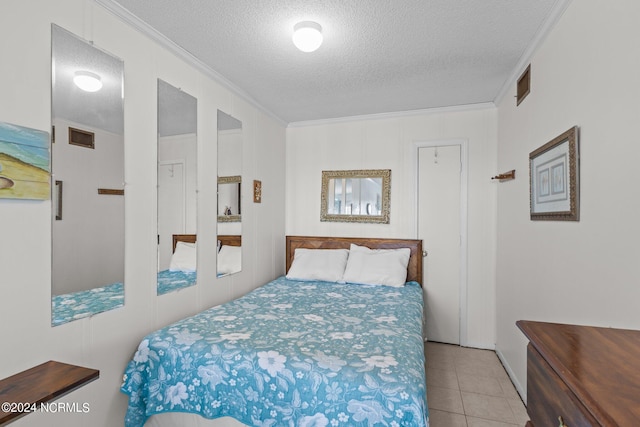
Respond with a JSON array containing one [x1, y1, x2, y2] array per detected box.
[[418, 145, 462, 344], [158, 162, 185, 270]]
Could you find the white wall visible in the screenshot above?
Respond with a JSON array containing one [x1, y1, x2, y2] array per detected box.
[[286, 108, 498, 348], [0, 1, 286, 426], [495, 0, 640, 400]]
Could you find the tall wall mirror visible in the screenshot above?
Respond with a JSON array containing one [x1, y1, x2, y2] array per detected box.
[[217, 110, 242, 277], [157, 80, 197, 295], [320, 169, 391, 224], [51, 24, 125, 326]]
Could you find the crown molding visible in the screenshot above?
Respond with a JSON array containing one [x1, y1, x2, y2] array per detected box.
[[94, 0, 287, 127], [493, 0, 573, 106], [287, 102, 496, 128]]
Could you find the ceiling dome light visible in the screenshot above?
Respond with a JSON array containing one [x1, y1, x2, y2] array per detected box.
[[293, 21, 323, 52], [73, 70, 103, 92]]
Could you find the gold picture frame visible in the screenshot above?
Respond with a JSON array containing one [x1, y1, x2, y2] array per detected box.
[[529, 126, 579, 221], [321, 169, 391, 224], [218, 175, 241, 222]]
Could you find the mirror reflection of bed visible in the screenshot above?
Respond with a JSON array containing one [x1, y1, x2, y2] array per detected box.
[[50, 24, 125, 326], [157, 234, 242, 294], [216, 234, 242, 277], [217, 110, 243, 277], [157, 234, 196, 296], [156, 79, 198, 295]]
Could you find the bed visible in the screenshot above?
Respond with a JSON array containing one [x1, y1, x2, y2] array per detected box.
[[157, 235, 242, 295], [123, 235, 428, 427]]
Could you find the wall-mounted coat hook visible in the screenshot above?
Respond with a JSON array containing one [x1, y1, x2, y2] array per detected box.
[[491, 169, 516, 181]]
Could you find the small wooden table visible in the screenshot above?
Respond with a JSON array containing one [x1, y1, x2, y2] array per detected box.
[[517, 320, 640, 426], [0, 361, 99, 425]]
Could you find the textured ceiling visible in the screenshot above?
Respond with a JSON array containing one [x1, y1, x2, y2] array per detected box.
[[103, 0, 561, 124]]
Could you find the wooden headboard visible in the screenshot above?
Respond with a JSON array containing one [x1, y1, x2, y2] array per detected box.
[[172, 234, 196, 252], [218, 235, 242, 247], [285, 235, 423, 285], [172, 234, 242, 253]]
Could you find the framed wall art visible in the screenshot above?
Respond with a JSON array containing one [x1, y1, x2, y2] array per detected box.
[[529, 126, 579, 221], [253, 180, 262, 203], [0, 121, 50, 200]]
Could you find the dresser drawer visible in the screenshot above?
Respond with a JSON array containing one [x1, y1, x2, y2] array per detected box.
[[527, 344, 599, 427]]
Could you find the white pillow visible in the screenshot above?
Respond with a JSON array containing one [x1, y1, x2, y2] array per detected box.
[[218, 245, 242, 275], [342, 243, 411, 287], [169, 242, 197, 272], [286, 248, 349, 283]]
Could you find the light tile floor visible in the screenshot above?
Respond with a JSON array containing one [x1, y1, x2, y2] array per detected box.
[[425, 341, 529, 427]]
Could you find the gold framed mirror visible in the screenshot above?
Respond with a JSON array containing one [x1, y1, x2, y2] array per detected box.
[[217, 175, 241, 223], [320, 169, 391, 224]]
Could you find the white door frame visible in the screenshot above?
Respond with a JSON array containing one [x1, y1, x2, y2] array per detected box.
[[414, 139, 468, 346]]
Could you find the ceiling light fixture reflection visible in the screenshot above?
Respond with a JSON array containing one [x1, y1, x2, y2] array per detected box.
[[73, 70, 103, 92], [293, 21, 323, 52]]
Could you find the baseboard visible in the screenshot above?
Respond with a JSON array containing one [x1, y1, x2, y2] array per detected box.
[[424, 338, 495, 351], [462, 340, 495, 351], [495, 347, 527, 403]]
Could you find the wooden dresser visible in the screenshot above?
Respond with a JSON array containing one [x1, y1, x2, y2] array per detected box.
[[517, 321, 640, 427]]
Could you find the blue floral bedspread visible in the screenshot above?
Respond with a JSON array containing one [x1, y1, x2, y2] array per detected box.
[[52, 282, 124, 326], [157, 269, 197, 295], [121, 276, 428, 427]]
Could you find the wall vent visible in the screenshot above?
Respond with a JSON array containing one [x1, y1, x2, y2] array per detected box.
[[68, 127, 95, 149], [516, 64, 531, 106]]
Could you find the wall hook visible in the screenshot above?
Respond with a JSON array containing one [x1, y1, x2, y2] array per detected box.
[[491, 169, 516, 181]]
